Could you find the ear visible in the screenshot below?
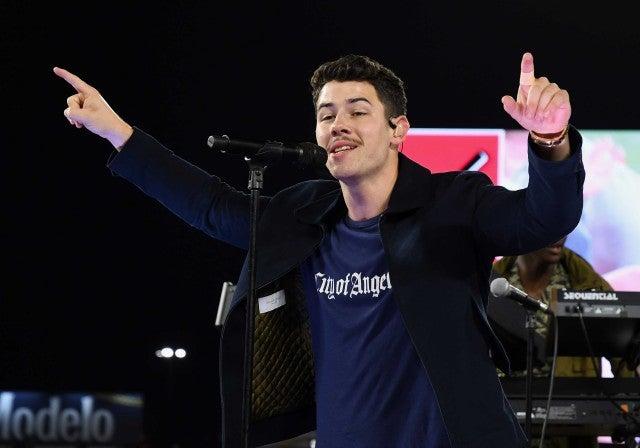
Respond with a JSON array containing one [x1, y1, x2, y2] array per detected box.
[[391, 116, 410, 141]]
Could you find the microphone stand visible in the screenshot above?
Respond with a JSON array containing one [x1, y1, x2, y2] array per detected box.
[[209, 139, 324, 447], [524, 310, 537, 444], [207, 137, 325, 447], [241, 156, 269, 448]]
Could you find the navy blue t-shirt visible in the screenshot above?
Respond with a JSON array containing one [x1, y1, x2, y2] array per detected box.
[[300, 214, 450, 447]]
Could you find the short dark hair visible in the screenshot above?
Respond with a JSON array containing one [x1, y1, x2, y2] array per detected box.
[[310, 54, 407, 119]]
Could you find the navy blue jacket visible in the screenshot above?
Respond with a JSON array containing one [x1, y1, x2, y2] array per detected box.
[[108, 126, 585, 448]]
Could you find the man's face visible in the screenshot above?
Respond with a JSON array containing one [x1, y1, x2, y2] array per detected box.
[[315, 80, 398, 184]]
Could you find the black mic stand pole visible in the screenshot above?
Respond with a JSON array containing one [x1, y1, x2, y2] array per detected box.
[[241, 156, 269, 448], [524, 310, 537, 445]]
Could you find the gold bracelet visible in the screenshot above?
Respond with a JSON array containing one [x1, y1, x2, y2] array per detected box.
[[529, 124, 570, 148]]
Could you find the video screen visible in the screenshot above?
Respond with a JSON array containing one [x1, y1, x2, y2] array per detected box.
[[403, 128, 640, 292]]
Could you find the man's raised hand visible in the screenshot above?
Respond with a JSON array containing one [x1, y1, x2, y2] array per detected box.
[[501, 52, 571, 135], [53, 67, 133, 150]]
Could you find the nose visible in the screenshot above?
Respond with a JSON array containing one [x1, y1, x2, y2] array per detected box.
[[330, 112, 350, 135]]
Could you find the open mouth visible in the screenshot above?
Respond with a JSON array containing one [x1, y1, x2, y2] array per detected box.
[[333, 145, 353, 154]]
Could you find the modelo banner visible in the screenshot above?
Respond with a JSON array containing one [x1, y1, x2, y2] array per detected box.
[[0, 391, 143, 447]]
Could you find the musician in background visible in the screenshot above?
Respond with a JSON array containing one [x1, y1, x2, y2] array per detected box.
[[489, 235, 637, 448]]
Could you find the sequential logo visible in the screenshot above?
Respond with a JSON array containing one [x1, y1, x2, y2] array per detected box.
[[561, 292, 620, 301]]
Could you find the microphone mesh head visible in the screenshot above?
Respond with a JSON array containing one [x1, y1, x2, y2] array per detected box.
[[207, 135, 230, 151], [298, 142, 328, 167], [490, 277, 510, 297]]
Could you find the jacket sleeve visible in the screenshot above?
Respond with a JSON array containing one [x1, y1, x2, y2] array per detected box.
[[475, 125, 585, 256], [107, 127, 268, 250]]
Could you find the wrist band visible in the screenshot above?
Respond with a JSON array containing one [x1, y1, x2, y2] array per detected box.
[[530, 124, 570, 148]]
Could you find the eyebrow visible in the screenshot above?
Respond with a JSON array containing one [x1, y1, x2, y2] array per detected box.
[[316, 96, 372, 111]]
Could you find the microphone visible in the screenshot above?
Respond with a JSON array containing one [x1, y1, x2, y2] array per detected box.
[[207, 135, 327, 168], [490, 277, 553, 315]]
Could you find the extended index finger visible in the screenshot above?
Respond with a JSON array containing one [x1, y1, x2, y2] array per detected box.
[[53, 67, 91, 93], [518, 52, 535, 88]]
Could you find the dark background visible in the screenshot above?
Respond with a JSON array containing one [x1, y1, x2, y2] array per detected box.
[[2, 1, 638, 446]]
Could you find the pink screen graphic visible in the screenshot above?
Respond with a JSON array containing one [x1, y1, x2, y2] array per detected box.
[[402, 129, 502, 184]]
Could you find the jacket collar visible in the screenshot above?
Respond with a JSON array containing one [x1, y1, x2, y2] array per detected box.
[[295, 186, 345, 225], [295, 153, 433, 224], [386, 152, 433, 214]]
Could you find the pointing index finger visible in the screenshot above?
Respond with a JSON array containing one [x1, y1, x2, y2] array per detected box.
[[518, 52, 535, 87], [53, 66, 90, 93]]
